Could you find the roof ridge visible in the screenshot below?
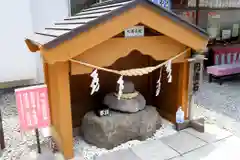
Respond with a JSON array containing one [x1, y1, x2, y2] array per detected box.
[[90, 0, 134, 8], [26, 0, 208, 50], [81, 0, 134, 12]]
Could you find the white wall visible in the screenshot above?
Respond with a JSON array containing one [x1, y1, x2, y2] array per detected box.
[[30, 0, 70, 32], [0, 0, 37, 83], [30, 0, 70, 83], [0, 0, 70, 84]]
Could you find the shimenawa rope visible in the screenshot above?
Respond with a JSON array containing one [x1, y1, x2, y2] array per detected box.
[[70, 49, 189, 76]]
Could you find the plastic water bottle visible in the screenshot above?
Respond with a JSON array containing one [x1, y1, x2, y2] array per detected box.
[[176, 106, 184, 124]]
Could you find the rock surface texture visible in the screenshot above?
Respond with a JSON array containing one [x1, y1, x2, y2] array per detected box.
[[104, 93, 146, 113], [104, 81, 146, 113], [81, 106, 162, 149], [116, 81, 135, 93]]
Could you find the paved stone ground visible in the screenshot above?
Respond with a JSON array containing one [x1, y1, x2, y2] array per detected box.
[[196, 75, 240, 121], [96, 123, 240, 160], [193, 75, 240, 138]]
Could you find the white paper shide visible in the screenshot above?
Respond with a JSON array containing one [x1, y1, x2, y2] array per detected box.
[[90, 69, 100, 95], [165, 60, 172, 83], [117, 75, 124, 100]]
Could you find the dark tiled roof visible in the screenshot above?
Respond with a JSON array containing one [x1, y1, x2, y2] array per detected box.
[[26, 0, 208, 49]]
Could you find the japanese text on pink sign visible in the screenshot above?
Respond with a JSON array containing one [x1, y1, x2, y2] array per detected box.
[[15, 85, 50, 131]]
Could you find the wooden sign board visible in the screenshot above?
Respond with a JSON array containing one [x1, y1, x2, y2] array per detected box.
[[124, 26, 144, 38], [193, 62, 201, 92], [191, 59, 204, 94], [152, 0, 171, 9]]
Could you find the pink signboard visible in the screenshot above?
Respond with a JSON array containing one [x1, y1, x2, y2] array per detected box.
[[15, 84, 50, 131]]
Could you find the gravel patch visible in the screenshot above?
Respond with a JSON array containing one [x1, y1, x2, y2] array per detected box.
[[73, 119, 177, 160], [0, 90, 47, 160]]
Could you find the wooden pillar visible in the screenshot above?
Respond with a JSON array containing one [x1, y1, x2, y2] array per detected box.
[[46, 63, 59, 135], [43, 63, 49, 85], [46, 61, 74, 159], [177, 51, 190, 119]]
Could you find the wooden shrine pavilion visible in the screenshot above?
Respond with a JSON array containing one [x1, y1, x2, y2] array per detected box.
[[24, 0, 209, 159]]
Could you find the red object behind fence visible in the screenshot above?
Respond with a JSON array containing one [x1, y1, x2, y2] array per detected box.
[[15, 84, 50, 131], [213, 47, 240, 65]]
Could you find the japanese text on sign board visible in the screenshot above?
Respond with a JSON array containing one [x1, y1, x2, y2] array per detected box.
[[124, 26, 144, 38], [152, 0, 171, 9], [193, 62, 201, 93], [15, 85, 50, 131]]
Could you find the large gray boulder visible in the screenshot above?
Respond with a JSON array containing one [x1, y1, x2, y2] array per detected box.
[[81, 106, 162, 149]]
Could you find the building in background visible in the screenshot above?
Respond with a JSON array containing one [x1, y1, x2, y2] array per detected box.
[[172, 0, 240, 67], [1, 0, 128, 88], [0, 0, 70, 87], [172, 0, 240, 38]]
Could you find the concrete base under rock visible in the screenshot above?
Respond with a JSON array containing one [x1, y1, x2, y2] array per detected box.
[[81, 106, 162, 149], [175, 118, 205, 133]]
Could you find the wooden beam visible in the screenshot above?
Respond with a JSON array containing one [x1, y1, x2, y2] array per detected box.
[[51, 126, 62, 149], [43, 62, 49, 84], [47, 64, 59, 134], [177, 49, 191, 119], [25, 39, 40, 52], [55, 62, 73, 159], [47, 62, 74, 159], [71, 36, 187, 75]]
